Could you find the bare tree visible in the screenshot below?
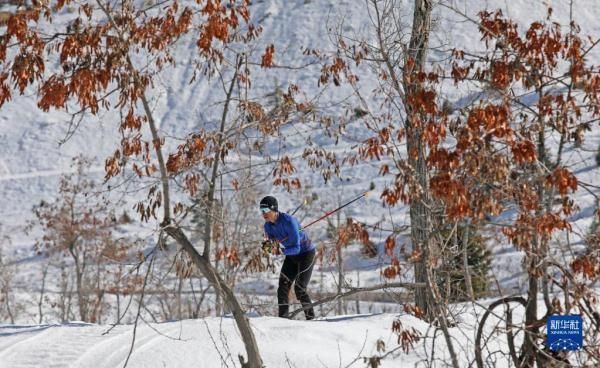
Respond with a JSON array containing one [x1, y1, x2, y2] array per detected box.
[[33, 157, 131, 323], [0, 0, 321, 365], [37, 263, 49, 324], [0, 239, 18, 323], [435, 5, 600, 366], [318, 1, 459, 365]]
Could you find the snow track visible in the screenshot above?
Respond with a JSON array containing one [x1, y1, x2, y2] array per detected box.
[[0, 323, 161, 368], [0, 324, 95, 367], [0, 167, 104, 183], [0, 0, 599, 366], [0, 315, 427, 368]]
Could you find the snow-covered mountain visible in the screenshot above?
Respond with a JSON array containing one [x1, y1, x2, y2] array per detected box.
[[0, 0, 599, 366]]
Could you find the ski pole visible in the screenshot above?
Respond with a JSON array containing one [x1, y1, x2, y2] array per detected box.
[[301, 190, 370, 230], [264, 189, 371, 245], [290, 199, 306, 216]]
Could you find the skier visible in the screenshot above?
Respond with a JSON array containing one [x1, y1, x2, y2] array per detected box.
[[260, 195, 316, 320]]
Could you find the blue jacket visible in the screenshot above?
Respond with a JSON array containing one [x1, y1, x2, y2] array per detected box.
[[264, 212, 315, 256]]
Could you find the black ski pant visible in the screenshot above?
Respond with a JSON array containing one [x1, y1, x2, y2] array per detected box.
[[277, 249, 316, 320]]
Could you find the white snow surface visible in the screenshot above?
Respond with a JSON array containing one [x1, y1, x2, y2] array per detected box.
[[0, 306, 526, 368], [0, 0, 599, 367], [0, 314, 418, 368]]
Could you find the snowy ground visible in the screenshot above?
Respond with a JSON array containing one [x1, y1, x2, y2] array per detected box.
[[0, 0, 599, 366], [0, 307, 527, 368], [0, 297, 563, 368], [0, 314, 416, 368]]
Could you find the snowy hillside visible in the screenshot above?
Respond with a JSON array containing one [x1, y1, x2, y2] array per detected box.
[[0, 314, 413, 368], [1, 0, 598, 287], [0, 307, 534, 368], [0, 0, 599, 367]]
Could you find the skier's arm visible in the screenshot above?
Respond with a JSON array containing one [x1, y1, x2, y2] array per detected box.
[[284, 216, 301, 248], [263, 223, 274, 241]]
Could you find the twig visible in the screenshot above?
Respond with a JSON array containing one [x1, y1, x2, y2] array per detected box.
[[475, 296, 526, 368], [138, 314, 186, 341], [203, 318, 232, 368], [284, 353, 298, 368], [342, 331, 369, 368], [122, 253, 155, 368], [288, 282, 426, 319]]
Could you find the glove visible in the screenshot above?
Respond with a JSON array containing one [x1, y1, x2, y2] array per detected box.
[[261, 239, 278, 254]]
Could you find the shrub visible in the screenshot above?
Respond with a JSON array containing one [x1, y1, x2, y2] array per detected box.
[[437, 224, 491, 302]]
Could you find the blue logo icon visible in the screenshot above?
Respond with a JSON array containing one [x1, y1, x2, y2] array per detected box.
[[547, 315, 583, 351]]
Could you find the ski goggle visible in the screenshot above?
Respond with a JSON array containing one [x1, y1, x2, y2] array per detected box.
[[260, 207, 272, 214]]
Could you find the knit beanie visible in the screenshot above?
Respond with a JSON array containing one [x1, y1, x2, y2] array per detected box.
[[259, 196, 278, 212]]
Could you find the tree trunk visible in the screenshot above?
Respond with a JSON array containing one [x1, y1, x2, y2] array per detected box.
[[137, 65, 263, 362], [165, 226, 263, 368], [336, 211, 343, 315], [409, 195, 431, 317], [69, 246, 88, 322], [426, 265, 460, 368], [355, 269, 361, 314], [461, 224, 475, 301], [371, 0, 434, 317], [200, 61, 240, 317], [177, 277, 183, 320], [522, 263, 539, 366], [38, 264, 49, 324], [521, 108, 551, 366], [404, 0, 434, 318]]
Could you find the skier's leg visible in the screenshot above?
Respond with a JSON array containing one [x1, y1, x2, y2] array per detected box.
[[294, 250, 316, 320], [277, 256, 296, 318]]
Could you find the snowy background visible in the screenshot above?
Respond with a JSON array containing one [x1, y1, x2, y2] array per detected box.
[[0, 0, 599, 366]]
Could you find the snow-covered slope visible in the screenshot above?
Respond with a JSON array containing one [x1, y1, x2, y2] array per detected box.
[[1, 315, 410, 367], [0, 0, 599, 366], [0, 309, 520, 368], [1, 0, 598, 286]]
